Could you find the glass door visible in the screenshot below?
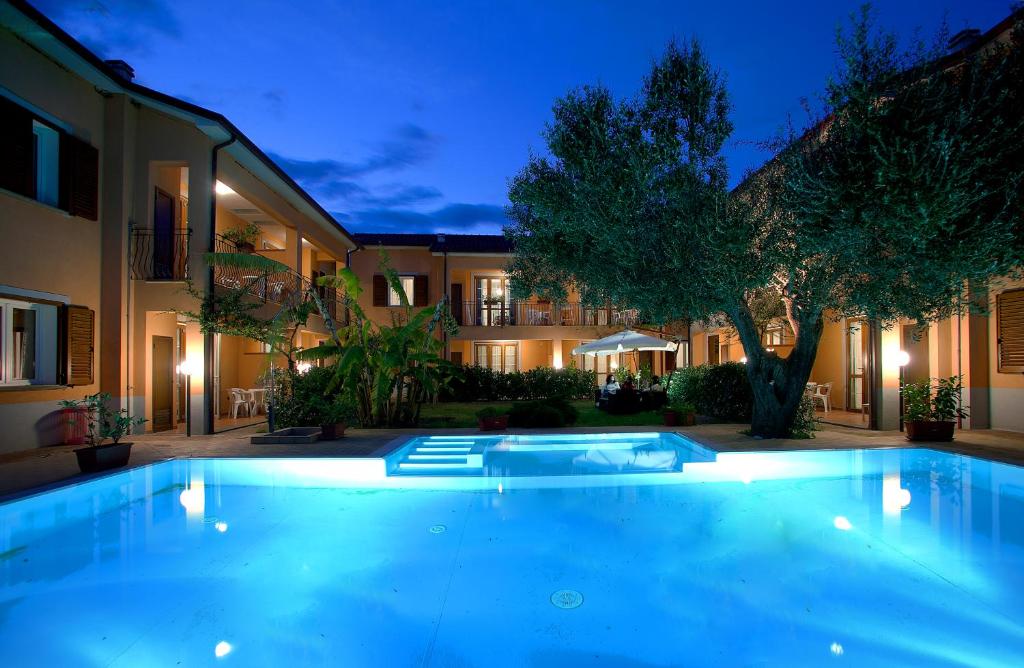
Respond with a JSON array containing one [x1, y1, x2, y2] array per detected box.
[[846, 319, 869, 412], [476, 277, 509, 326]]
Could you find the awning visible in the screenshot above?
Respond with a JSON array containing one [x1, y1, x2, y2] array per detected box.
[[571, 330, 678, 356]]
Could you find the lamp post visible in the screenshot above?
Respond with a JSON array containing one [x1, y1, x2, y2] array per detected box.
[[176, 358, 200, 437], [894, 350, 910, 432]]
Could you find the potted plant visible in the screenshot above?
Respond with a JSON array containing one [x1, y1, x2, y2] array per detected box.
[[75, 392, 147, 473], [902, 376, 968, 442], [319, 395, 358, 440], [476, 406, 509, 431], [221, 222, 261, 253], [664, 402, 696, 427], [58, 398, 89, 445]]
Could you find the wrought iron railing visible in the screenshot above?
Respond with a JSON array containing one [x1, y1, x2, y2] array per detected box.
[[212, 235, 348, 326], [454, 300, 638, 328], [130, 228, 191, 280]]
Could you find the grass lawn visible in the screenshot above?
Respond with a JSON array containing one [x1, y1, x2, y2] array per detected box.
[[418, 400, 665, 429]]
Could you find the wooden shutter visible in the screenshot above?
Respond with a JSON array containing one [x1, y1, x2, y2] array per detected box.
[[372, 274, 387, 307], [64, 305, 95, 386], [60, 134, 99, 220], [997, 289, 1024, 372], [0, 95, 35, 198], [450, 351, 463, 366], [413, 275, 428, 306], [664, 348, 677, 372], [450, 283, 463, 325]]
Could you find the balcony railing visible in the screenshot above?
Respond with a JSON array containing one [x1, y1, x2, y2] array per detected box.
[[130, 228, 191, 280], [454, 300, 638, 328], [212, 235, 348, 326]]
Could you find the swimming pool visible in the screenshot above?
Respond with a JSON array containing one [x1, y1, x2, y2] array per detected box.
[[1, 437, 1023, 666]]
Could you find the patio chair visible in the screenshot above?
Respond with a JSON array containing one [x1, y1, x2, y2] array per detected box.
[[812, 382, 832, 413], [229, 388, 250, 419]]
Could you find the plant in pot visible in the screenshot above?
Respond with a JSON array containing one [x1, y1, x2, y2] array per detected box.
[[221, 222, 261, 253], [58, 398, 89, 445], [318, 394, 358, 440], [75, 392, 147, 473], [664, 402, 696, 427], [902, 376, 968, 442], [476, 406, 509, 432]]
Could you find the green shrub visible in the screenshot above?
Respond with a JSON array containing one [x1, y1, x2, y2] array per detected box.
[[790, 394, 818, 439], [441, 365, 596, 402], [665, 362, 752, 421], [506, 397, 578, 427], [275, 366, 356, 428], [475, 406, 507, 420]]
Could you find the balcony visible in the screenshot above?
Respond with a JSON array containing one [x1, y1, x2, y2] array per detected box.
[[130, 228, 191, 281], [212, 235, 349, 326], [454, 300, 638, 328]]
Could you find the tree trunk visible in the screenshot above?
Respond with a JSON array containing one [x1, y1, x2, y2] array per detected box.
[[729, 303, 824, 438]]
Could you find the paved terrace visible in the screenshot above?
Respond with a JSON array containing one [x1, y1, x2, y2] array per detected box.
[[2, 424, 1023, 500]]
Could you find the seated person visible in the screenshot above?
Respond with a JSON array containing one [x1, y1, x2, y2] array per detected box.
[[602, 374, 620, 397], [621, 375, 635, 392]]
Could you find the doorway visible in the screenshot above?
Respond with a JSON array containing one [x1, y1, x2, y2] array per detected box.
[[153, 188, 175, 279], [152, 335, 174, 432], [901, 324, 931, 385], [707, 335, 720, 365]]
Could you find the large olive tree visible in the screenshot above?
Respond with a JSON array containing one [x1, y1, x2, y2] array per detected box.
[[506, 13, 1023, 437]]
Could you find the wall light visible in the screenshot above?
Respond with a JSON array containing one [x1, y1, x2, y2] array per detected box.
[[740, 356, 748, 364], [215, 180, 235, 196], [894, 350, 911, 367]]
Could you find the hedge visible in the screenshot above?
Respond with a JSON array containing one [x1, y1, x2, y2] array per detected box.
[[666, 362, 752, 421], [440, 365, 596, 402]]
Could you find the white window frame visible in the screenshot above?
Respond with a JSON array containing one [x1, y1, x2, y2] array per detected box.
[[32, 120, 60, 207], [0, 298, 46, 386], [388, 276, 415, 306], [474, 341, 519, 373]]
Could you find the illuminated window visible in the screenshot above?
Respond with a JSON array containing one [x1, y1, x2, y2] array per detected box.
[[474, 342, 518, 373], [388, 276, 415, 306], [0, 298, 57, 386], [32, 120, 59, 207]]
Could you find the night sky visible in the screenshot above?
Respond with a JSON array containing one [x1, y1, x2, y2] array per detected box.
[[37, 0, 1014, 235]]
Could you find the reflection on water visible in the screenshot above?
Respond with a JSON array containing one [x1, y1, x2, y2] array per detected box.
[[0, 449, 1022, 665]]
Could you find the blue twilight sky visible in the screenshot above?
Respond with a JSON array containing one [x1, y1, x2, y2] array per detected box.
[[36, 0, 1015, 235]]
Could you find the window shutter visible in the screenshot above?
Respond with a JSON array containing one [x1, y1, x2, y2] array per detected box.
[[0, 96, 35, 198], [997, 289, 1024, 373], [413, 275, 428, 307], [64, 305, 95, 386], [372, 274, 387, 307], [60, 134, 99, 220]]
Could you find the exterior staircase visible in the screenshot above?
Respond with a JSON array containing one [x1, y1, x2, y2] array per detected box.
[[391, 437, 485, 475]]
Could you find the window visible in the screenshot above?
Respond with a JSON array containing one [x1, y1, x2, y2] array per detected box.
[[32, 120, 59, 207], [389, 276, 415, 306], [475, 342, 518, 373], [0, 298, 57, 386], [997, 289, 1024, 373]]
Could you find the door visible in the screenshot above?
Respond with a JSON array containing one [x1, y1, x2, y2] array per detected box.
[[707, 335, 720, 365], [846, 319, 871, 412], [153, 188, 175, 279], [152, 335, 174, 432], [476, 277, 509, 326]]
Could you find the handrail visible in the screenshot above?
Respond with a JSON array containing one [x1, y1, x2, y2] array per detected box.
[[453, 300, 638, 327], [129, 227, 191, 280]]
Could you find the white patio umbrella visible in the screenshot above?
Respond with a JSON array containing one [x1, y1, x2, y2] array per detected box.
[[571, 330, 677, 357]]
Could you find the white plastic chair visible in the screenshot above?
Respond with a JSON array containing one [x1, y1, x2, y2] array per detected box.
[[229, 388, 250, 418], [812, 382, 832, 413]]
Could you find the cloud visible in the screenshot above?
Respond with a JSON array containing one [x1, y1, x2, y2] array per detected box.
[[33, 0, 182, 58], [339, 203, 509, 235], [268, 123, 439, 208]]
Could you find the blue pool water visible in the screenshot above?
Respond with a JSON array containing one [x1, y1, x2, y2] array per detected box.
[[1, 435, 1024, 666]]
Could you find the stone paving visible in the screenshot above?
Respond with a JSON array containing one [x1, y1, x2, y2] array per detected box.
[[1, 422, 1022, 500]]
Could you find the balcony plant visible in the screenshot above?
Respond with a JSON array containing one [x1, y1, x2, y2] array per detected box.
[[72, 392, 146, 473], [902, 376, 968, 442], [476, 406, 509, 431], [221, 222, 261, 253]]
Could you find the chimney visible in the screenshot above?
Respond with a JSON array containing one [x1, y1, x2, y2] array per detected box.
[[947, 28, 981, 54], [104, 59, 135, 82]]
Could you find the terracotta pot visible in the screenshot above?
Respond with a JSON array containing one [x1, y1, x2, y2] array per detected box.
[[478, 415, 509, 432], [75, 442, 132, 473], [62, 407, 89, 445], [236, 241, 256, 254], [663, 411, 679, 427], [320, 422, 348, 440], [905, 420, 955, 442], [680, 412, 697, 427]]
